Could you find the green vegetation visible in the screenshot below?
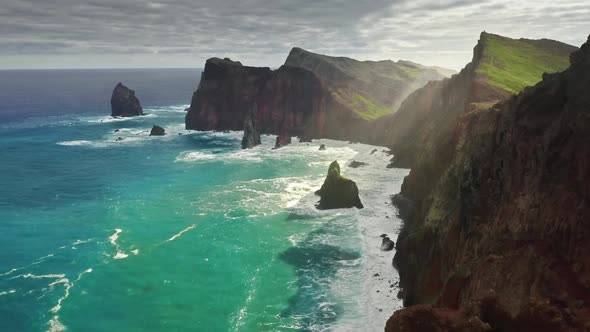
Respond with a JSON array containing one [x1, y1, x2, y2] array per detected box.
[[332, 89, 392, 120], [477, 33, 575, 94]]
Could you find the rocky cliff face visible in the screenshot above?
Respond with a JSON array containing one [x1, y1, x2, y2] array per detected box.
[[367, 32, 577, 167], [111, 83, 143, 117], [285, 47, 448, 118], [185, 49, 449, 140], [388, 35, 589, 331], [241, 102, 261, 149]]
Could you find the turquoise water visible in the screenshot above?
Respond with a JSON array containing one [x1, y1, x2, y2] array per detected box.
[[0, 70, 407, 332]]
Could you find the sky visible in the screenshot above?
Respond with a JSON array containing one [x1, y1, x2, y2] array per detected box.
[[1, 0, 589, 70]]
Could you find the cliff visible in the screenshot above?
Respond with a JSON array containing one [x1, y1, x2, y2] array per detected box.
[[185, 49, 449, 139], [367, 32, 577, 167], [111, 82, 143, 117], [387, 35, 589, 332], [285, 47, 448, 119]]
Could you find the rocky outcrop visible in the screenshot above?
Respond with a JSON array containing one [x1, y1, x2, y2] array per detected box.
[[388, 35, 589, 331], [380, 234, 395, 251], [274, 130, 291, 149], [318, 144, 326, 151], [111, 83, 143, 117], [348, 161, 367, 168], [185, 49, 450, 140], [241, 102, 261, 149], [316, 161, 363, 209], [149, 125, 165, 136]]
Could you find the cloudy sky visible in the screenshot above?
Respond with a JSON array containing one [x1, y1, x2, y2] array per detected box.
[[1, 0, 588, 70]]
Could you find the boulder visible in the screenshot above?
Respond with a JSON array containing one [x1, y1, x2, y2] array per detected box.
[[111, 83, 143, 117], [349, 161, 368, 168], [241, 102, 261, 149], [319, 144, 326, 151], [316, 161, 363, 209], [150, 125, 166, 136], [381, 235, 395, 251]]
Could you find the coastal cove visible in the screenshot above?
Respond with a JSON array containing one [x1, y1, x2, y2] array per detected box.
[[0, 69, 408, 331]]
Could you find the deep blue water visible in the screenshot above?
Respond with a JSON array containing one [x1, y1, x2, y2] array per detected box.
[[0, 69, 406, 332]]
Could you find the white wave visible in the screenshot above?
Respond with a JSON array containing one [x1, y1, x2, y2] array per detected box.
[[113, 252, 128, 260], [0, 289, 16, 296], [48, 315, 66, 332], [56, 140, 93, 146], [176, 151, 218, 162], [164, 225, 196, 243], [109, 229, 122, 246], [72, 239, 91, 246], [84, 113, 157, 124], [144, 104, 190, 113], [131, 249, 139, 255]]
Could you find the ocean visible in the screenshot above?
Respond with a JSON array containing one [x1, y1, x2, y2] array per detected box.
[[0, 69, 408, 332]]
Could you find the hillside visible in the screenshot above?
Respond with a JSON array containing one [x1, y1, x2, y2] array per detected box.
[[364, 32, 577, 168], [387, 34, 590, 332], [476, 32, 577, 94], [285, 47, 449, 120]]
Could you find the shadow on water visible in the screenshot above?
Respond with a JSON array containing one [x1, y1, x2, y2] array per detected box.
[[278, 225, 361, 331]]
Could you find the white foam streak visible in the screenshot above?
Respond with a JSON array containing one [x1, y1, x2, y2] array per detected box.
[[0, 290, 16, 296], [165, 225, 196, 243]]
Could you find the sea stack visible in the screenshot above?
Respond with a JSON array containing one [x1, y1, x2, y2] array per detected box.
[[149, 125, 165, 136], [111, 83, 143, 117], [316, 161, 363, 209], [241, 102, 261, 149], [273, 130, 291, 149]]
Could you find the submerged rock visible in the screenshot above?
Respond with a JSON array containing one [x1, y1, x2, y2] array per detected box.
[[111, 82, 143, 117], [349, 161, 368, 168], [316, 161, 363, 209], [241, 102, 261, 149], [150, 125, 166, 136], [319, 144, 326, 151]]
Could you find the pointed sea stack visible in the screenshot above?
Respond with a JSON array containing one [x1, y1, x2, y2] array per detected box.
[[111, 83, 143, 117], [316, 161, 363, 209], [241, 102, 261, 149]]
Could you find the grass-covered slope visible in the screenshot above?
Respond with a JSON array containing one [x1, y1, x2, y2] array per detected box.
[[285, 47, 452, 120], [477, 32, 577, 94]]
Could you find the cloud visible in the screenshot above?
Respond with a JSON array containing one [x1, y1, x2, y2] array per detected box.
[[0, 0, 588, 69]]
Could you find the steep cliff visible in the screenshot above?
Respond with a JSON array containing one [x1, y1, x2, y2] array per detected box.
[[388, 35, 589, 332], [368, 32, 576, 166], [185, 49, 449, 139], [285, 47, 448, 119]]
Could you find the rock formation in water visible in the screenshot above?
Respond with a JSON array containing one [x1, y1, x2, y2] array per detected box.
[[241, 102, 261, 149], [386, 34, 588, 331], [348, 161, 367, 168], [380, 234, 395, 251], [111, 83, 143, 117], [185, 49, 449, 140], [149, 125, 165, 136], [273, 125, 292, 149], [318, 144, 326, 151], [316, 161, 363, 209]]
